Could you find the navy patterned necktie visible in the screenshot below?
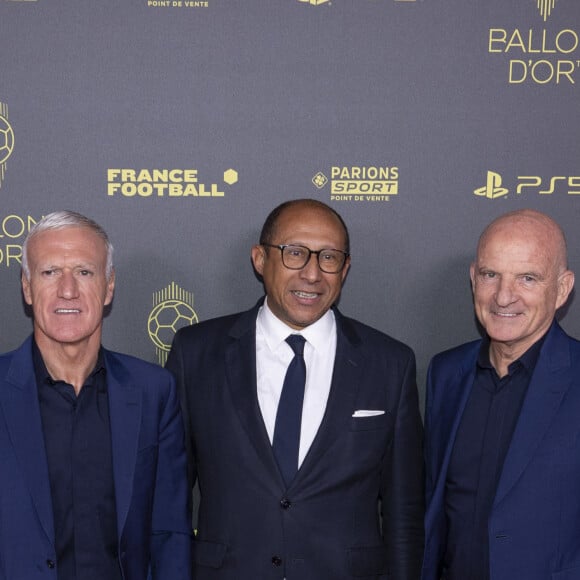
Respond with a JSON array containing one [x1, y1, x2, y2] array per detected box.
[[272, 334, 306, 487]]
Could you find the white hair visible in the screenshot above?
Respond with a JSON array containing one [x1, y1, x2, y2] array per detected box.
[[21, 210, 114, 280]]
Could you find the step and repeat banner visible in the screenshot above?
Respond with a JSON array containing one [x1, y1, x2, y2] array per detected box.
[[1, 0, 579, 406]]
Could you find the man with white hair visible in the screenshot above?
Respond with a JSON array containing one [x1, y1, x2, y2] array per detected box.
[[0, 211, 192, 580]]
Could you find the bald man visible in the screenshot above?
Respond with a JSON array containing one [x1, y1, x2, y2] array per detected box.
[[167, 199, 424, 580], [422, 209, 578, 580]]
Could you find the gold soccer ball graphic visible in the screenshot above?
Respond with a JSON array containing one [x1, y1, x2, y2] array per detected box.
[[0, 116, 15, 165], [148, 299, 198, 351]]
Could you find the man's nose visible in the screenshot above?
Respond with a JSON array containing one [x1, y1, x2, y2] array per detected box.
[[299, 253, 322, 281], [494, 277, 516, 306], [57, 271, 80, 299]]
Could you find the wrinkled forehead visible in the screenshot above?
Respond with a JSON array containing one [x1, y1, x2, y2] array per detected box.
[[28, 227, 108, 260]]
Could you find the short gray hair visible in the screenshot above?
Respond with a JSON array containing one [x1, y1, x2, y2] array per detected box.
[[22, 210, 114, 280]]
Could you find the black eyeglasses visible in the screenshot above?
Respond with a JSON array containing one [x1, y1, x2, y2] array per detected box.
[[262, 244, 349, 274]]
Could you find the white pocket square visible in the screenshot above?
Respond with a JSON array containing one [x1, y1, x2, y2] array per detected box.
[[352, 410, 385, 417]]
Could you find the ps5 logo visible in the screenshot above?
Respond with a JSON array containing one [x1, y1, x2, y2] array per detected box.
[[474, 170, 580, 198]]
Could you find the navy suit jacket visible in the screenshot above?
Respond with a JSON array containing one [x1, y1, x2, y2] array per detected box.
[[166, 302, 424, 580], [0, 336, 192, 580], [422, 322, 580, 580]]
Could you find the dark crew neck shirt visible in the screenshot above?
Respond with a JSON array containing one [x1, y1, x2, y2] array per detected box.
[[33, 341, 123, 580], [443, 333, 546, 580]]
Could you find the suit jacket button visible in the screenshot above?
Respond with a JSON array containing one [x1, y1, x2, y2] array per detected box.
[[280, 498, 291, 509], [271, 555, 283, 567], [46, 560, 56, 569]]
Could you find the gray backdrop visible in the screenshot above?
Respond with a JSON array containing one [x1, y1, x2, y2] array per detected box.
[[1, 0, 579, 409]]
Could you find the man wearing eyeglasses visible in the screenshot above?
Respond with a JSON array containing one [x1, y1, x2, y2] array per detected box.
[[166, 198, 424, 580]]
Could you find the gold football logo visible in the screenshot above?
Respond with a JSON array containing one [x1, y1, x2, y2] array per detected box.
[[0, 103, 15, 188], [148, 282, 198, 365]]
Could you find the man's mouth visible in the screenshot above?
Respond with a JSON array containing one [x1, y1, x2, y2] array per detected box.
[[55, 308, 81, 314], [292, 291, 319, 299]]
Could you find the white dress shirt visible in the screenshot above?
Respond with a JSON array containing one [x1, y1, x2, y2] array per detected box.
[[255, 298, 337, 467]]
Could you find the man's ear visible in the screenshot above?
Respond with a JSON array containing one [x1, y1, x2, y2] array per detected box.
[[556, 269, 575, 310], [104, 268, 116, 306], [340, 256, 351, 283], [22, 273, 32, 306], [469, 262, 476, 292], [251, 245, 266, 276]]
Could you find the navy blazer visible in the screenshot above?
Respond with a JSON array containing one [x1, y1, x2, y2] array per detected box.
[[166, 302, 424, 580], [422, 322, 580, 580], [0, 336, 192, 580]]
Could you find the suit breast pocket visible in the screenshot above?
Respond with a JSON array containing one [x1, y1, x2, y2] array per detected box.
[[346, 413, 393, 468], [349, 412, 392, 432]]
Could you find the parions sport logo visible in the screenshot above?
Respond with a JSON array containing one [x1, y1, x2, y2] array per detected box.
[[312, 165, 399, 203], [146, 0, 209, 8]]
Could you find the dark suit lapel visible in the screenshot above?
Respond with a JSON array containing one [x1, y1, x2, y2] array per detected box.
[[225, 306, 282, 485], [293, 317, 361, 485], [430, 350, 478, 500], [494, 324, 571, 506], [105, 350, 142, 537], [0, 337, 54, 544]]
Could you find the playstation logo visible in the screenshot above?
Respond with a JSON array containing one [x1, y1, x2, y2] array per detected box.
[[474, 171, 509, 199]]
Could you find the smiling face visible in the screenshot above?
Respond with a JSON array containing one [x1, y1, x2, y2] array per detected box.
[[21, 226, 115, 355], [470, 212, 574, 361], [251, 202, 350, 329]]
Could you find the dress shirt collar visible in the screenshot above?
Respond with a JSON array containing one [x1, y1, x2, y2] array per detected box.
[[32, 338, 107, 390], [476, 323, 549, 377], [258, 297, 336, 353]]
